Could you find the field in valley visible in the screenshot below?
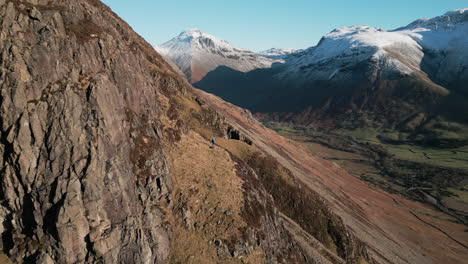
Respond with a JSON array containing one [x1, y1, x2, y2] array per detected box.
[[267, 122, 468, 224]]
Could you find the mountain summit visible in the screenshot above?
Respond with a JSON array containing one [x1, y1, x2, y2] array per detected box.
[[155, 29, 277, 82]]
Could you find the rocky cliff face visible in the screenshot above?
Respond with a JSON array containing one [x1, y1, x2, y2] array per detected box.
[[0, 1, 374, 263], [0, 0, 178, 262]]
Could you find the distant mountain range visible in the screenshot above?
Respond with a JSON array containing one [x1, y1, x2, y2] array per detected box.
[[157, 9, 468, 137]]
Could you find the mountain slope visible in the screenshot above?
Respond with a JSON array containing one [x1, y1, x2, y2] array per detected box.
[[194, 8, 468, 238], [193, 88, 468, 264], [397, 8, 468, 93], [155, 29, 277, 83]]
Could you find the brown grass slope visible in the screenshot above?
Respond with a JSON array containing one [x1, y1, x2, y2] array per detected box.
[[193, 89, 468, 264]]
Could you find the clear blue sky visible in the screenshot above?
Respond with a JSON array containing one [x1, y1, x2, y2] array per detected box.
[[101, 0, 466, 52]]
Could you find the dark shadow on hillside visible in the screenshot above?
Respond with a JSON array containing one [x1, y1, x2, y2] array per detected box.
[[195, 60, 468, 128]]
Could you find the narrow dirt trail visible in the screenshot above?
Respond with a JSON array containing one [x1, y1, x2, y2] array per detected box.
[[380, 191, 468, 249]]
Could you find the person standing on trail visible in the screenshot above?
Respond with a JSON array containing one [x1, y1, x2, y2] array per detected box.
[[211, 137, 216, 148]]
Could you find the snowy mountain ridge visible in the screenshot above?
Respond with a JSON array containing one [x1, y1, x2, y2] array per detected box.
[[257, 48, 301, 60], [400, 8, 468, 32], [278, 8, 468, 86], [156, 9, 467, 89]]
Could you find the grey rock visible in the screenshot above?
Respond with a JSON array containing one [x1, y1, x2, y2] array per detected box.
[[183, 208, 192, 230], [29, 7, 42, 21], [0, 1, 177, 263]]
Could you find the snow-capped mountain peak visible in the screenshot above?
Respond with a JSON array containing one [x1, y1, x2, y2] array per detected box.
[[172, 28, 233, 49], [283, 25, 420, 76], [396, 8, 468, 51], [155, 29, 277, 83], [179, 28, 205, 38]]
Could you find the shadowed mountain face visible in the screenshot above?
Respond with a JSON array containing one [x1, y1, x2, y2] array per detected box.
[[196, 65, 468, 130]]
